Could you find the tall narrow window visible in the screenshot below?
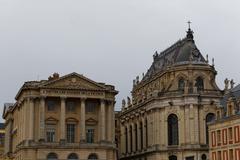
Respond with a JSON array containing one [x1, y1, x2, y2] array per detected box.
[[86, 128, 94, 143], [178, 78, 185, 91], [145, 119, 148, 147], [168, 114, 179, 145], [130, 126, 133, 152], [140, 122, 143, 150], [67, 124, 75, 143], [195, 77, 204, 91], [46, 124, 56, 142], [125, 127, 128, 153], [135, 123, 138, 151], [206, 113, 215, 144]]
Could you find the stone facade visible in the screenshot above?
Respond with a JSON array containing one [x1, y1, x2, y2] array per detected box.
[[118, 29, 223, 160], [209, 84, 240, 160], [2, 72, 118, 160]]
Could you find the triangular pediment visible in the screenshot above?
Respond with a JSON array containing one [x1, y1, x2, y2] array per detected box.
[[41, 72, 106, 90]]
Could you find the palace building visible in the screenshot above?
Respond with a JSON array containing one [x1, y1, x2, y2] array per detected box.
[[209, 84, 240, 160], [118, 27, 223, 160], [2, 72, 118, 160]]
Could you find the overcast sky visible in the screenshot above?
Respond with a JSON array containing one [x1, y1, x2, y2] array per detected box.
[[0, 0, 240, 121]]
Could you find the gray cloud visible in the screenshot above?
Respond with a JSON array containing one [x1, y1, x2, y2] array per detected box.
[[0, 0, 240, 121]]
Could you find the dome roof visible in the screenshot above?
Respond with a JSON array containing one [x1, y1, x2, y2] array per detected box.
[[143, 29, 207, 81]]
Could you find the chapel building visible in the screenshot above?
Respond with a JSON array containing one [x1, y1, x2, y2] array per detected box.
[[3, 72, 118, 160], [118, 28, 223, 160]]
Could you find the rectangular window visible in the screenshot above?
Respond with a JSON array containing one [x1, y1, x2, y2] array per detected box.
[[46, 124, 56, 142], [229, 127, 233, 141], [86, 129, 94, 143], [234, 126, 240, 143], [86, 101, 97, 113], [218, 151, 222, 160], [0, 133, 4, 147], [229, 149, 233, 160], [67, 124, 75, 143], [211, 131, 216, 147], [222, 129, 228, 145], [217, 130, 221, 146], [223, 150, 228, 160], [212, 152, 216, 160], [47, 100, 56, 111], [66, 101, 76, 112]]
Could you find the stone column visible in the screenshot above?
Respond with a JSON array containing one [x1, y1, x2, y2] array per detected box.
[[100, 99, 106, 142], [80, 98, 86, 143], [111, 101, 115, 143], [29, 97, 35, 141], [39, 96, 45, 141], [60, 97, 66, 143]]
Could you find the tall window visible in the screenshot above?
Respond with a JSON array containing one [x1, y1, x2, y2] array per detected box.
[[47, 153, 58, 160], [130, 126, 133, 152], [206, 113, 215, 144], [145, 119, 148, 147], [88, 154, 98, 160], [125, 127, 128, 153], [140, 122, 143, 150], [67, 153, 79, 160], [86, 128, 94, 143], [178, 78, 185, 91], [46, 124, 56, 142], [134, 124, 138, 151], [67, 124, 75, 143], [195, 77, 204, 91], [168, 114, 179, 145]]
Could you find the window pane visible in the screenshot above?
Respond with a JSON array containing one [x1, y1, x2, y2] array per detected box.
[[67, 124, 75, 143]]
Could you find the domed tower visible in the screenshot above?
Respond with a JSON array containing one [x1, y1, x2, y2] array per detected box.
[[119, 27, 223, 160]]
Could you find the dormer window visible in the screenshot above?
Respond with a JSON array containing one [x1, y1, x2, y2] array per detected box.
[[178, 78, 185, 91], [195, 77, 204, 91], [228, 105, 233, 116]]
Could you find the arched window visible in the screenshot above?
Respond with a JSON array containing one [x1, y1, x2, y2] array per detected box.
[[168, 114, 179, 145], [140, 122, 143, 150], [47, 153, 58, 160], [178, 78, 185, 91], [145, 119, 148, 147], [88, 153, 98, 160], [67, 153, 79, 160], [169, 155, 177, 160], [206, 113, 215, 144], [125, 127, 128, 153], [134, 123, 138, 151], [195, 77, 204, 91], [130, 125, 133, 152], [201, 154, 207, 160]]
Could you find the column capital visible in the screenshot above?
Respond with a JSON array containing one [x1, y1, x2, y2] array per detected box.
[[80, 97, 87, 101], [39, 95, 46, 100], [60, 96, 67, 100]]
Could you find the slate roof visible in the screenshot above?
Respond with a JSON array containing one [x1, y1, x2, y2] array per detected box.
[[143, 29, 207, 81]]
